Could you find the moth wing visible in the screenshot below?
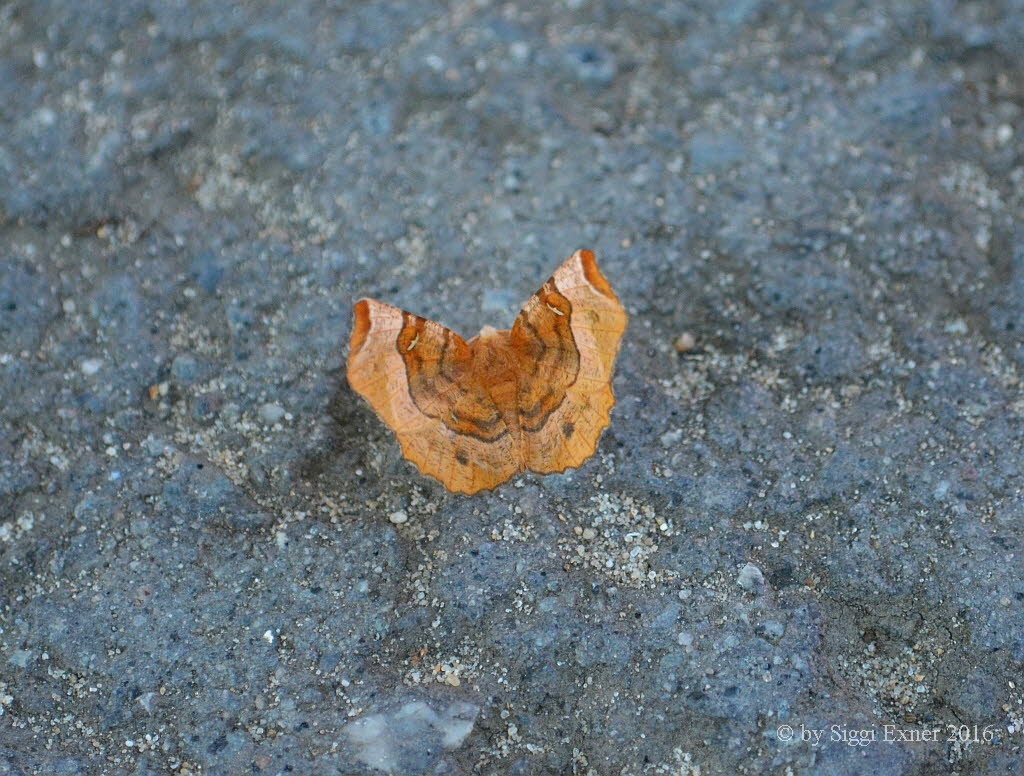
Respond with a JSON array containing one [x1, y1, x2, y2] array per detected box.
[[347, 299, 518, 494], [509, 250, 628, 474]]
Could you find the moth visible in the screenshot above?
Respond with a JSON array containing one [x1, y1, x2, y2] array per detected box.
[[346, 250, 628, 494]]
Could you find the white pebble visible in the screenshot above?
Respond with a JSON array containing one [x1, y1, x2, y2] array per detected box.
[[389, 510, 408, 525], [659, 429, 683, 448], [510, 41, 531, 62], [673, 332, 696, 352], [80, 358, 103, 375], [677, 632, 694, 646], [35, 107, 56, 126], [259, 403, 286, 424], [737, 562, 765, 593]]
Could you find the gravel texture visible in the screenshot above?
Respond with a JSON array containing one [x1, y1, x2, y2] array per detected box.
[[1, 1, 1023, 774]]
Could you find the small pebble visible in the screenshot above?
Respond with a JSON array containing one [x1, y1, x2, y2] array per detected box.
[[737, 562, 765, 593], [673, 332, 696, 352], [389, 510, 408, 525], [259, 403, 286, 424], [171, 353, 200, 382], [80, 358, 103, 376], [660, 429, 683, 448], [582, 527, 596, 540], [677, 632, 694, 647], [8, 649, 33, 668], [137, 692, 156, 713]]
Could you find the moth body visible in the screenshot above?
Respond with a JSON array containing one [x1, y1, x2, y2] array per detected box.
[[468, 328, 525, 472]]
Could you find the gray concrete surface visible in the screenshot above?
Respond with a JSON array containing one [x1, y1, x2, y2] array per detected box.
[[1, 0, 1023, 774]]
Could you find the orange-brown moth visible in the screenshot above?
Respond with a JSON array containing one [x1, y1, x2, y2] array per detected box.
[[346, 250, 628, 494]]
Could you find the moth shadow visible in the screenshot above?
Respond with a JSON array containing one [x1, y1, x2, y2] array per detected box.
[[295, 373, 382, 486], [298, 373, 449, 503]]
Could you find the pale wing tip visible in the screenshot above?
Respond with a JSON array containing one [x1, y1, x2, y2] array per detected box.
[[349, 297, 406, 356], [558, 249, 623, 307], [349, 298, 374, 356]]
